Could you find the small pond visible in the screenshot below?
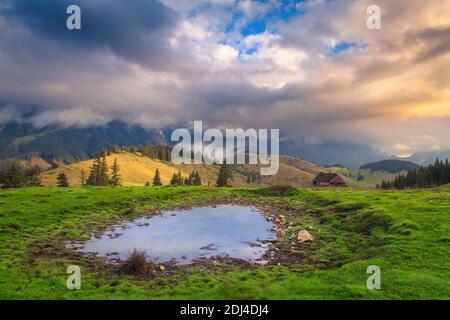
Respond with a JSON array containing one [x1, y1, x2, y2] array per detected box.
[[70, 205, 276, 265]]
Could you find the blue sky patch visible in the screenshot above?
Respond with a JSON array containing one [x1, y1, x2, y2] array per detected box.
[[327, 41, 368, 57]]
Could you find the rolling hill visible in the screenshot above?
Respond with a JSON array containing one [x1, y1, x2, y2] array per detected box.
[[330, 166, 402, 188], [360, 159, 419, 173], [39, 152, 332, 187]]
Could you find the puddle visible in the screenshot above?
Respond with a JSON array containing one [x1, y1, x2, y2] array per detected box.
[[70, 205, 276, 265]]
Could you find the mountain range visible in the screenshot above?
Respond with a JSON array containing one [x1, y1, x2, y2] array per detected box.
[[1, 120, 448, 168]]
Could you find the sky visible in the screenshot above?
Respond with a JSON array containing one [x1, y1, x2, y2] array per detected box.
[[0, 0, 449, 157]]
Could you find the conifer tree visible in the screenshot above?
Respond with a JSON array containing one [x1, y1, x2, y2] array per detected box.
[[153, 169, 162, 186], [80, 170, 86, 186], [185, 172, 193, 186], [26, 166, 42, 187], [4, 162, 25, 188], [110, 158, 121, 187], [86, 156, 101, 186], [57, 172, 70, 188], [112, 145, 120, 154], [99, 155, 110, 185], [381, 157, 450, 189], [193, 171, 202, 186], [170, 173, 179, 185], [87, 154, 110, 186], [216, 163, 232, 187]]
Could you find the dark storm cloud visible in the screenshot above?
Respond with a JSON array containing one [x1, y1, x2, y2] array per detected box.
[[188, 79, 300, 109], [2, 0, 179, 69], [0, 0, 449, 156]]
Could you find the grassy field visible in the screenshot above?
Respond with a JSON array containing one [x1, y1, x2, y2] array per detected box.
[[0, 186, 448, 299], [329, 166, 402, 188]]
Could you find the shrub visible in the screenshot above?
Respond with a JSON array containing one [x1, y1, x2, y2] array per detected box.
[[119, 249, 149, 276]]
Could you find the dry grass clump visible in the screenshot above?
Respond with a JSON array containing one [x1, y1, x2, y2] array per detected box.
[[119, 249, 150, 276]]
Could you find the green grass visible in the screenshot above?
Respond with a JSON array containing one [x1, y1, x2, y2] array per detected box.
[[329, 167, 402, 188], [0, 186, 448, 299]]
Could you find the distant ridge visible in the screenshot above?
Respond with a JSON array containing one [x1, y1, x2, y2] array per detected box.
[[0, 121, 166, 162], [360, 159, 419, 173]]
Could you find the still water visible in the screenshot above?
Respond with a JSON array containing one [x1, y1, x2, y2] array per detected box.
[[71, 205, 276, 265]]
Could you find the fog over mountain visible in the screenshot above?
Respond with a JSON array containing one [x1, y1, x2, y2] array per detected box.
[[0, 119, 388, 168]]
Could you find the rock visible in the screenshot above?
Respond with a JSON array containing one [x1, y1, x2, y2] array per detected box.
[[297, 230, 314, 243], [275, 215, 286, 224]]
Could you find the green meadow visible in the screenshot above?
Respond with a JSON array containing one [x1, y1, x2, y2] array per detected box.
[[0, 186, 448, 299]]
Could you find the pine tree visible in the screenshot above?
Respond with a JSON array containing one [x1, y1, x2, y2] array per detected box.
[[153, 169, 162, 186], [110, 158, 121, 187], [57, 172, 70, 188], [112, 145, 120, 154], [4, 162, 25, 188], [86, 156, 101, 186], [80, 170, 86, 186], [380, 157, 450, 189], [86, 155, 110, 186], [50, 160, 59, 169], [26, 166, 42, 187], [193, 171, 202, 186], [185, 172, 193, 186], [99, 155, 110, 185], [100, 148, 108, 157], [170, 173, 179, 185], [216, 163, 233, 187]]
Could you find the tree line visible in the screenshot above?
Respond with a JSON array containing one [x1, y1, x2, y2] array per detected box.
[[53, 150, 123, 188], [0, 160, 42, 188], [379, 159, 450, 189], [108, 145, 172, 162], [0, 149, 234, 188], [148, 163, 232, 187]]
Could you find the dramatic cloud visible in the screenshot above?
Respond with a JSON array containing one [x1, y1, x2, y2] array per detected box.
[[0, 0, 449, 156]]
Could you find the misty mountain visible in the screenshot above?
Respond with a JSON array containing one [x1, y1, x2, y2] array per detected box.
[[280, 139, 387, 168], [3, 120, 448, 168], [360, 159, 419, 173], [0, 121, 166, 162], [402, 150, 450, 166]]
